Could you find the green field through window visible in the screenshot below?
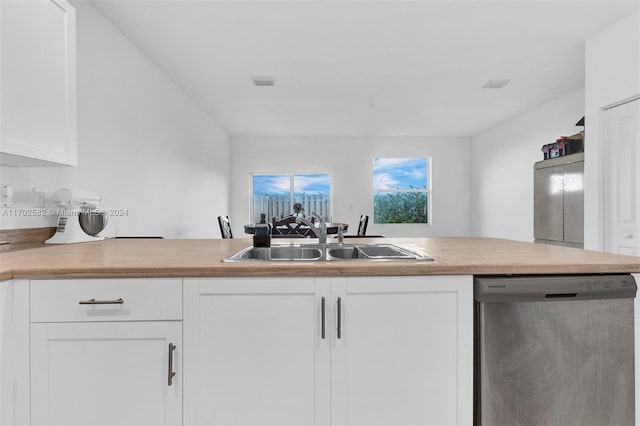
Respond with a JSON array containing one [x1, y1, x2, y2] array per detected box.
[[373, 158, 429, 224]]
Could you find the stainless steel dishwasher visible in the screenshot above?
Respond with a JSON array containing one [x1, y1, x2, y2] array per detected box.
[[474, 274, 636, 426]]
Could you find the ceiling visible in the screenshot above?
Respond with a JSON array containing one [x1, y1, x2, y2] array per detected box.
[[89, 0, 640, 137]]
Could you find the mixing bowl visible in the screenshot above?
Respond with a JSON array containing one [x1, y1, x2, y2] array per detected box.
[[79, 210, 108, 236]]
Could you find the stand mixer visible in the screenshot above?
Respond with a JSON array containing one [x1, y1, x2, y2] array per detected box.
[[45, 188, 108, 244]]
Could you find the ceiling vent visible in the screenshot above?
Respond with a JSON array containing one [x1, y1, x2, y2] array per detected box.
[[481, 79, 511, 89], [251, 76, 275, 87]]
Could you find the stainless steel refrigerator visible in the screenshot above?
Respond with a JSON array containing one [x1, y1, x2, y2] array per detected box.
[[534, 152, 584, 248]]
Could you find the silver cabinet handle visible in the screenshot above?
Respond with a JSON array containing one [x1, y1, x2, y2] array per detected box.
[[79, 298, 124, 305], [168, 343, 176, 386], [321, 297, 326, 339], [337, 297, 342, 339], [623, 233, 634, 240]]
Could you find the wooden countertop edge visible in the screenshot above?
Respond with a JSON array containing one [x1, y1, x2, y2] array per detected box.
[[10, 262, 640, 279]]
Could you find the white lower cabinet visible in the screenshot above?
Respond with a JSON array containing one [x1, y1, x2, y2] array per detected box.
[[184, 275, 473, 426], [184, 277, 330, 425], [7, 275, 471, 425], [29, 279, 183, 426], [0, 279, 30, 426], [331, 276, 473, 426], [31, 322, 181, 426]]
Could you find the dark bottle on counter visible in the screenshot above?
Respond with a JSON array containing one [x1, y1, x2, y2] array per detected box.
[[253, 223, 271, 248]]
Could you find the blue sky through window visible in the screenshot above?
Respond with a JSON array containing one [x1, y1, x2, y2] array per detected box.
[[294, 174, 331, 196], [373, 157, 428, 190], [253, 174, 330, 195], [252, 175, 290, 195]]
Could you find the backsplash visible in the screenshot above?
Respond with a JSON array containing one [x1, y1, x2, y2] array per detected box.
[[0, 167, 62, 230]]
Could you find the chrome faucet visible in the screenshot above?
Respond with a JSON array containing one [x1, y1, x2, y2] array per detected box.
[[296, 212, 327, 244]]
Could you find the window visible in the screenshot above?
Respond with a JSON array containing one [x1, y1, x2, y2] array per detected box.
[[252, 174, 331, 223], [373, 157, 430, 224]]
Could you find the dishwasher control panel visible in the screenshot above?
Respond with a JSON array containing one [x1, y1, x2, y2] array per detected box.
[[474, 274, 637, 302]]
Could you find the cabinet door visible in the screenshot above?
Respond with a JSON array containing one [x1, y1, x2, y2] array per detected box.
[[534, 165, 564, 242], [31, 321, 181, 426], [563, 161, 584, 244], [331, 276, 473, 426], [0, 279, 30, 426], [184, 278, 330, 426], [0, 0, 77, 166]]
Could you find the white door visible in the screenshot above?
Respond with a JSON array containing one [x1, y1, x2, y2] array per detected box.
[[604, 99, 640, 255], [331, 276, 473, 426], [31, 321, 182, 426], [183, 278, 330, 426]]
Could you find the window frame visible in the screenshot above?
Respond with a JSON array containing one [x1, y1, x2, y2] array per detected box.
[[372, 156, 432, 225], [250, 172, 333, 223]]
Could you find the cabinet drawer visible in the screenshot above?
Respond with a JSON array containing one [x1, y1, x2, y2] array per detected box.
[[30, 278, 182, 323]]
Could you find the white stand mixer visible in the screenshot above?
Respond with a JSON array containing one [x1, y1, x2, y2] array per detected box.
[[45, 188, 106, 244]]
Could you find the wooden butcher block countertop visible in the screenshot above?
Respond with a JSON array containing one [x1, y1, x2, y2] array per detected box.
[[1, 237, 640, 280]]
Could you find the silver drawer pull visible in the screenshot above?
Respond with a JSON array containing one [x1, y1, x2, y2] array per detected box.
[[321, 297, 326, 339], [168, 343, 177, 386], [337, 297, 342, 339], [79, 298, 124, 305]]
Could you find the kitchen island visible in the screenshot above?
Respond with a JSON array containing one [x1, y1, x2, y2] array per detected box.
[[1, 237, 639, 426]]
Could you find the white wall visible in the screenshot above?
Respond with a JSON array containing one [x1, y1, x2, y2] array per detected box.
[[584, 10, 640, 251], [229, 136, 471, 238], [470, 89, 585, 242], [0, 1, 229, 238]]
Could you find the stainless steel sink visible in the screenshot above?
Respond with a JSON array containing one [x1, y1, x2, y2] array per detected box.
[[325, 244, 431, 260], [222, 243, 433, 262], [326, 246, 364, 259], [225, 246, 323, 261]]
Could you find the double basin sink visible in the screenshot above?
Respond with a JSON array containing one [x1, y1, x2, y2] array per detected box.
[[222, 243, 434, 262]]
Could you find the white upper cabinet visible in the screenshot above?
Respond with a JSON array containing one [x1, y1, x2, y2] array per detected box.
[[0, 0, 77, 166]]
